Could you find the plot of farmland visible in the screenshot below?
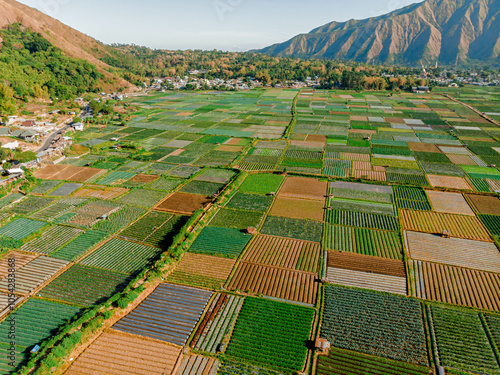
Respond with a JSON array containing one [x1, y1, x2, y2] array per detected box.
[[425, 190, 475, 215], [238, 173, 284, 195], [113, 283, 212, 346], [9, 196, 54, 215], [40, 264, 130, 306], [321, 285, 428, 366], [225, 297, 314, 373], [168, 252, 236, 289], [155, 192, 211, 214], [117, 189, 166, 208], [81, 238, 161, 274], [326, 209, 399, 231], [177, 355, 220, 375], [326, 251, 407, 295], [400, 209, 491, 241], [428, 305, 500, 375], [0, 256, 68, 295], [228, 261, 318, 304], [0, 251, 37, 279], [261, 216, 323, 242], [191, 293, 244, 353], [65, 329, 182, 375], [408, 260, 500, 311], [35, 165, 106, 182], [0, 298, 79, 348], [21, 225, 82, 254], [465, 193, 500, 215], [188, 226, 251, 258], [209, 208, 264, 230], [242, 235, 321, 272], [426, 174, 472, 190], [51, 230, 107, 261], [73, 186, 129, 199], [323, 224, 403, 259], [225, 192, 273, 212], [405, 231, 500, 273], [0, 218, 47, 241], [65, 200, 122, 228], [316, 347, 432, 375], [278, 176, 327, 200], [217, 359, 284, 375], [269, 197, 325, 221]]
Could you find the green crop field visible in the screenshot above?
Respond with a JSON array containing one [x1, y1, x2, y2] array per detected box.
[[40, 264, 130, 306], [321, 286, 428, 366], [261, 216, 323, 242], [325, 210, 399, 231], [189, 226, 251, 258], [225, 297, 314, 373], [0, 218, 48, 240], [0, 299, 80, 348], [238, 173, 284, 194], [51, 230, 107, 261], [428, 305, 500, 374], [80, 238, 161, 274], [209, 208, 264, 230]]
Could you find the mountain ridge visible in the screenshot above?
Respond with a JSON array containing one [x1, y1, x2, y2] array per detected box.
[[258, 0, 500, 65]]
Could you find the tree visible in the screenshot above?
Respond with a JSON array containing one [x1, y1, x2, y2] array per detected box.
[[72, 116, 82, 123]]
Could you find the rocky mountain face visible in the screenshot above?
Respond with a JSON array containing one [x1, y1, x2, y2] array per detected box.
[[259, 0, 500, 65]]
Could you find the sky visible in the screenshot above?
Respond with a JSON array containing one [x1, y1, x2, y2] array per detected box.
[[17, 0, 423, 51]]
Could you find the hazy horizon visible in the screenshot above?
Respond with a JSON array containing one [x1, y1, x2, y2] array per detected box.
[[16, 0, 423, 51]]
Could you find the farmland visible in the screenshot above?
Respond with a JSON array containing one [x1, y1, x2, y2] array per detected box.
[[225, 297, 314, 373], [113, 283, 212, 346], [66, 330, 182, 375], [321, 285, 428, 365], [7, 87, 500, 375]]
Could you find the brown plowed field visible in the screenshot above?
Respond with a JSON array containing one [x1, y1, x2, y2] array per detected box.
[[269, 197, 324, 222], [155, 193, 211, 215], [351, 161, 372, 170], [306, 134, 327, 143], [341, 153, 371, 162], [407, 143, 441, 153], [67, 167, 107, 182], [447, 154, 476, 165], [352, 169, 387, 182], [426, 175, 472, 190], [465, 194, 500, 215], [173, 253, 235, 280], [73, 186, 129, 200], [65, 329, 182, 375], [129, 174, 159, 183], [278, 176, 327, 201], [33, 164, 67, 179], [405, 231, 500, 273], [228, 262, 318, 305], [425, 191, 475, 216], [327, 251, 405, 277], [408, 260, 500, 311], [242, 235, 320, 273], [399, 209, 492, 242]]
